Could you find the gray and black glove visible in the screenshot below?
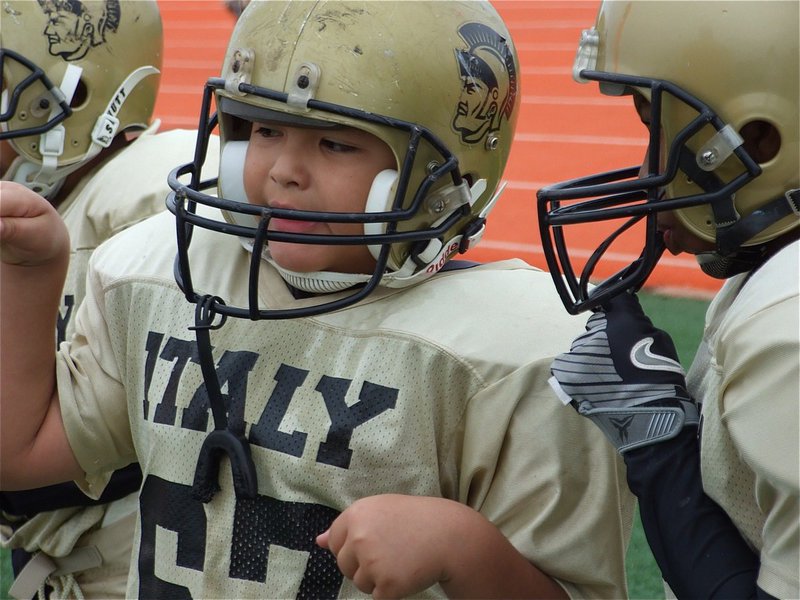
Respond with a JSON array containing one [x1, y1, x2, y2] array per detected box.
[[549, 292, 699, 453]]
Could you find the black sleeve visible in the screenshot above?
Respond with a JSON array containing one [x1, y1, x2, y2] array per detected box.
[[623, 427, 776, 599]]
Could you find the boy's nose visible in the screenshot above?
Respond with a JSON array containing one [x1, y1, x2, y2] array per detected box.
[[269, 140, 310, 189]]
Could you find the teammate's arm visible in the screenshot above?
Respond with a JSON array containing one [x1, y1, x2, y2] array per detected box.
[[549, 292, 771, 599], [623, 430, 772, 599], [0, 181, 83, 490]]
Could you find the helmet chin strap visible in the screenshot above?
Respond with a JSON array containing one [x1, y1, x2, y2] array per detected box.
[[238, 238, 374, 294], [697, 187, 800, 278], [675, 146, 800, 279], [4, 63, 81, 198], [695, 248, 768, 279], [5, 65, 159, 199], [375, 178, 503, 290]]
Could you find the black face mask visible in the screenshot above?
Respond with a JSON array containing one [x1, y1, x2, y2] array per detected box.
[[537, 70, 764, 314]]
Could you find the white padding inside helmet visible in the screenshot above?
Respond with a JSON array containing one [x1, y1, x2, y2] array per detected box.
[[218, 140, 250, 227], [364, 169, 399, 262]]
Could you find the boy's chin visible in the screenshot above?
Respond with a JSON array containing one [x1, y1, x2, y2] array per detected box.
[[269, 253, 321, 274], [265, 244, 331, 274], [269, 243, 376, 276]]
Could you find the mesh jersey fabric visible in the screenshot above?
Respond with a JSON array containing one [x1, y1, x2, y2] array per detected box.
[[1, 125, 220, 599], [57, 207, 634, 598], [688, 240, 799, 599]]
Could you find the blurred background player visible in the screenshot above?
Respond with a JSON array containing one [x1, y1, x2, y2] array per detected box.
[[222, 0, 249, 19], [2, 1, 634, 597], [0, 0, 219, 597], [540, 1, 798, 598]]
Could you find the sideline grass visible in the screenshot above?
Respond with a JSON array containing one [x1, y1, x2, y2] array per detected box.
[[0, 291, 710, 600], [0, 553, 9, 600]]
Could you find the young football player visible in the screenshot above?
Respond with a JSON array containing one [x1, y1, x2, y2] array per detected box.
[[0, 1, 219, 597], [2, 1, 634, 597], [539, 2, 799, 598]]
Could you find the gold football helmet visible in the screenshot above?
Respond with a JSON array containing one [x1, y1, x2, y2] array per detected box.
[[538, 1, 799, 313], [1, 0, 162, 197], [168, 0, 520, 319]]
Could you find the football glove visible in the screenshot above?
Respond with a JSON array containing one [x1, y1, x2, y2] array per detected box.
[[549, 292, 699, 453]]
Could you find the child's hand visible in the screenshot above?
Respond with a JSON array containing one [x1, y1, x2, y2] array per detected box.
[[0, 181, 69, 267], [317, 494, 468, 599]]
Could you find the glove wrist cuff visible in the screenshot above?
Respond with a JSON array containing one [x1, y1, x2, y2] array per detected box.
[[581, 400, 699, 453]]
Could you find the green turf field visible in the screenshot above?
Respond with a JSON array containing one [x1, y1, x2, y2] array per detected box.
[[0, 291, 710, 600]]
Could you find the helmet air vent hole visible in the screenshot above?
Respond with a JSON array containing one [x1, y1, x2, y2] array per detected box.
[[740, 120, 780, 164], [70, 80, 88, 110]]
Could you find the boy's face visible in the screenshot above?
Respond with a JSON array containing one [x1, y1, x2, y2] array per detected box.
[[243, 121, 396, 274], [632, 94, 714, 257]]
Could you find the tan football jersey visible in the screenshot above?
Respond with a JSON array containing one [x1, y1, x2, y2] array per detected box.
[[0, 124, 220, 598], [57, 123, 220, 344], [57, 208, 635, 599], [687, 240, 799, 599]]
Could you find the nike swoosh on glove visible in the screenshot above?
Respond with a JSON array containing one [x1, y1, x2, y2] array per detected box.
[[549, 292, 699, 453]]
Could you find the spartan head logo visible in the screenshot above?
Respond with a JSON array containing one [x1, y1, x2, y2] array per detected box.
[[37, 0, 121, 61], [452, 22, 517, 144]]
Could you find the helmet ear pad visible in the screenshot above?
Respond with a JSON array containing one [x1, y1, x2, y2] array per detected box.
[[218, 140, 250, 227], [363, 169, 399, 263]]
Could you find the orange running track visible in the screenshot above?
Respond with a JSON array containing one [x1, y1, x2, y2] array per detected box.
[[154, 0, 721, 299]]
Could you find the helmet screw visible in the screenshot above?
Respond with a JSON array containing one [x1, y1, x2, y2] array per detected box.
[[700, 149, 717, 166], [426, 160, 439, 174], [297, 75, 310, 90], [38, 98, 50, 110], [431, 199, 446, 213], [485, 133, 499, 151], [231, 49, 251, 74]]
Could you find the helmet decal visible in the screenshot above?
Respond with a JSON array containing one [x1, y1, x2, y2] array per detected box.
[[37, 0, 121, 61], [451, 22, 517, 145], [2, 0, 160, 196]]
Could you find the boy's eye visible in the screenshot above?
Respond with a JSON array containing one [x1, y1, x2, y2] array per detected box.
[[322, 139, 357, 153], [254, 126, 280, 138]]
